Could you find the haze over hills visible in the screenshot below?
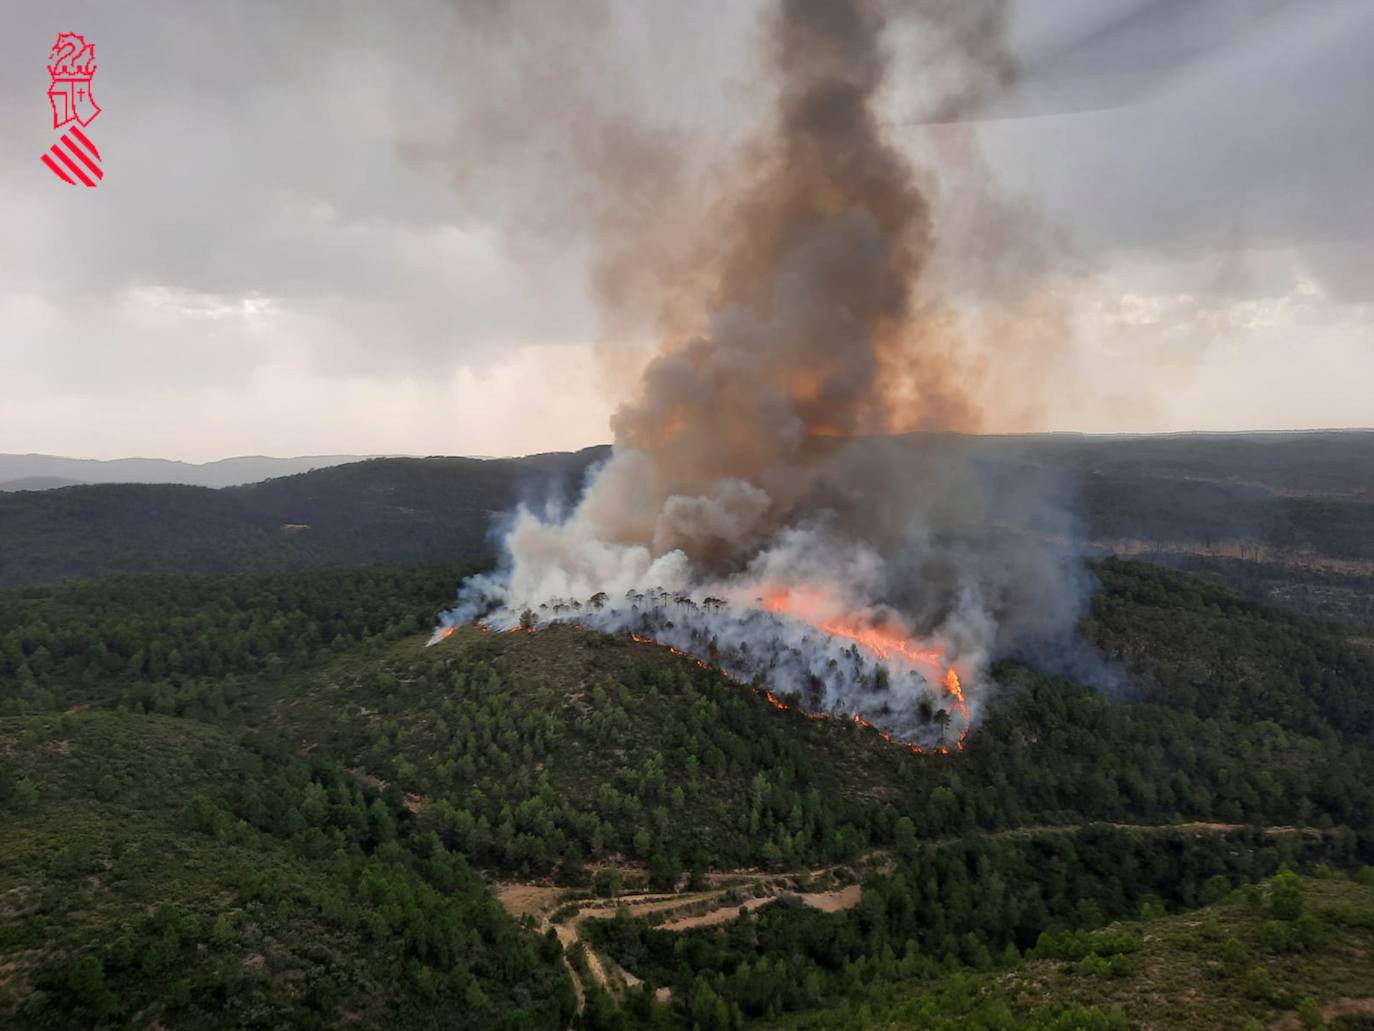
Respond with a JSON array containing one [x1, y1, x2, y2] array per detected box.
[[0, 453, 385, 491], [966, 429, 1374, 500], [1, 432, 1370, 626], [9, 429, 1369, 494], [0, 476, 84, 493], [8, 430, 1369, 496]]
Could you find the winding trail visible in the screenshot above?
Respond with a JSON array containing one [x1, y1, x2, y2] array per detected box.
[[496, 820, 1312, 1015], [497, 869, 868, 1014]]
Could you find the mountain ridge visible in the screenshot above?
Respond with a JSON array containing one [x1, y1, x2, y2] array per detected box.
[[0, 452, 387, 489], [2, 437, 1371, 629]]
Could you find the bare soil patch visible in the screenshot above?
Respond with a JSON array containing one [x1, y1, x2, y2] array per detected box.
[[660, 896, 774, 931], [798, 883, 863, 913], [496, 884, 563, 920]]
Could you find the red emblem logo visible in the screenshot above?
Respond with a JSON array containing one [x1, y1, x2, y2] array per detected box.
[[42, 32, 103, 187]]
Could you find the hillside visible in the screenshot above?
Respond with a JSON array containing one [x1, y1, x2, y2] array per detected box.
[[1000, 430, 1374, 501], [0, 710, 574, 1029], [3, 556, 1373, 1027], [0, 449, 606, 587], [1014, 432, 1374, 628], [0, 477, 83, 493], [764, 867, 1374, 1030], [1, 434, 1370, 631]]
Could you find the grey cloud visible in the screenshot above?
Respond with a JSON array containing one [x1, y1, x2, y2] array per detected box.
[[1, 0, 601, 391], [1, 0, 1370, 459], [976, 0, 1374, 299]]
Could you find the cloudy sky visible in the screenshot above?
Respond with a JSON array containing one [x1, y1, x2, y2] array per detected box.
[[3, 0, 1371, 461]]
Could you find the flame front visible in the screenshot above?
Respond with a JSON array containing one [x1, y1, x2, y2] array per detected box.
[[426, 625, 456, 647], [760, 586, 967, 718], [432, 582, 976, 755], [943, 668, 969, 719], [617, 626, 966, 756], [815, 617, 942, 667]]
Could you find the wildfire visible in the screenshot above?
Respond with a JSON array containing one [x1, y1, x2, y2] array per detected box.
[[436, 584, 975, 757], [943, 668, 969, 719], [760, 586, 968, 719], [427, 626, 456, 647], [621, 626, 966, 756], [817, 617, 942, 666]]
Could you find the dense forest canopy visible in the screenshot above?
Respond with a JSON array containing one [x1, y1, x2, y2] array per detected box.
[[2, 549, 1372, 1027]]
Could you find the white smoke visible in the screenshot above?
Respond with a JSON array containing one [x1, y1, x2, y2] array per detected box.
[[429, 0, 1098, 743], [438, 505, 1000, 745]]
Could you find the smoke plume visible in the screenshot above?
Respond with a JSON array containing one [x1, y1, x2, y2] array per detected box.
[[434, 0, 1092, 745]]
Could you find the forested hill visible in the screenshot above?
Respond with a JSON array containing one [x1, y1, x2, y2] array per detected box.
[[2, 433, 1372, 629], [2, 557, 1372, 1028], [0, 449, 608, 587]]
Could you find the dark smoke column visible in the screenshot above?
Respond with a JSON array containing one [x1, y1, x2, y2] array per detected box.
[[609, 0, 980, 566], [440, 0, 1095, 737]]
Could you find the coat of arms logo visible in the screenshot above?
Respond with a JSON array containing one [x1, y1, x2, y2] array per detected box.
[[41, 32, 103, 187]]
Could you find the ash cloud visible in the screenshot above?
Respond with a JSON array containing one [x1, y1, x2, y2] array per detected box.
[[437, 0, 1097, 742]]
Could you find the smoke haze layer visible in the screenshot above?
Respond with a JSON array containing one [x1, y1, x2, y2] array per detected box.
[[436, 0, 1092, 744]]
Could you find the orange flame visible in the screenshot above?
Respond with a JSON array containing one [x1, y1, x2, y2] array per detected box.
[[620, 626, 964, 758], [816, 617, 942, 666], [428, 626, 456, 646], [761, 586, 968, 719], [465, 604, 970, 758], [942, 668, 969, 719]]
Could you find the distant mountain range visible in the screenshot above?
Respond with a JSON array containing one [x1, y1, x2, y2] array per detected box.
[[7, 430, 1371, 496], [1, 432, 1371, 626], [0, 453, 383, 491]]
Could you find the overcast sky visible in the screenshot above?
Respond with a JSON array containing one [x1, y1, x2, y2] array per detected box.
[[3, 0, 1371, 461]]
